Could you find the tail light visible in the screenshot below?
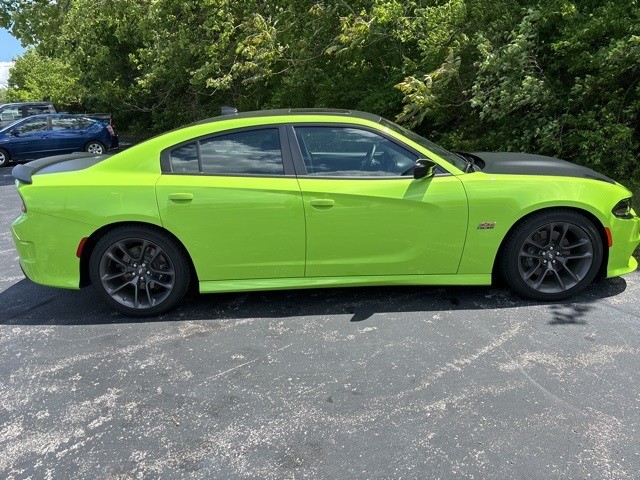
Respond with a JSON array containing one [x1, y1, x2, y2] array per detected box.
[[106, 116, 116, 136]]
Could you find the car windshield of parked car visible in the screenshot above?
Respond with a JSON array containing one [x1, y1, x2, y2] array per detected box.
[[379, 118, 467, 171]]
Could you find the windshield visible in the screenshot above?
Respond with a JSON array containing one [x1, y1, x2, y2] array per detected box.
[[379, 118, 467, 171]]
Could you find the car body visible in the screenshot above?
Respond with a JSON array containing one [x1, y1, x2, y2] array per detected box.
[[10, 109, 640, 316], [0, 113, 119, 166]]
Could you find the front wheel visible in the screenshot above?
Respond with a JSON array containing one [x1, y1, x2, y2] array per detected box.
[[500, 210, 603, 301], [85, 141, 106, 154], [0, 148, 10, 167], [89, 227, 191, 316]]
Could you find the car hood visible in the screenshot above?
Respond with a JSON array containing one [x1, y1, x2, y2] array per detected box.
[[466, 152, 615, 184]]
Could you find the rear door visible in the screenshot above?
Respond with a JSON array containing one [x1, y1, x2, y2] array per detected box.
[[50, 116, 91, 154], [155, 126, 306, 282], [291, 124, 468, 277]]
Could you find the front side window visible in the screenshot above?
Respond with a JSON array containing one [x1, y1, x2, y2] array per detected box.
[[294, 126, 417, 177], [169, 128, 284, 175], [19, 117, 48, 134]]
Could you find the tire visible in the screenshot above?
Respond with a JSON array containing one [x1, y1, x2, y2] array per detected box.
[[500, 210, 603, 301], [89, 226, 191, 316], [85, 141, 106, 154], [0, 148, 10, 167]]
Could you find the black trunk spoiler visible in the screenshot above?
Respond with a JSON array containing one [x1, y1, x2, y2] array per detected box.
[[12, 152, 112, 184]]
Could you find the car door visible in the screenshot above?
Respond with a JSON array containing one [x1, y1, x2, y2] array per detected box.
[[155, 126, 306, 282], [290, 124, 468, 277], [50, 116, 87, 154], [8, 116, 55, 159]]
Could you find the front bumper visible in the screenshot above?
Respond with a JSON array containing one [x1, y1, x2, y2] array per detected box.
[[607, 213, 640, 277]]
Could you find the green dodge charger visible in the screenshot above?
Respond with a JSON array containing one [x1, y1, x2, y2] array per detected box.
[[10, 109, 640, 316]]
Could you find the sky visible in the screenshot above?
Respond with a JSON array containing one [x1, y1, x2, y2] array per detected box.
[[0, 28, 24, 61], [0, 28, 24, 88]]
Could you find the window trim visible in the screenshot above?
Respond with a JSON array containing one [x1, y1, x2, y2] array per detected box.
[[286, 123, 451, 179], [160, 125, 296, 177]]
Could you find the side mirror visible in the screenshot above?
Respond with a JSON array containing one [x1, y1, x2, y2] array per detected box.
[[413, 159, 437, 179], [10, 129, 20, 137]]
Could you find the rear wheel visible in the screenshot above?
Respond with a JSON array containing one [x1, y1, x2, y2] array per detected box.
[[89, 226, 191, 316], [0, 148, 10, 167], [500, 210, 603, 301], [85, 141, 106, 154]]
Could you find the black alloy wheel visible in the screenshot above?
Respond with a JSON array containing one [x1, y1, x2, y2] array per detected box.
[[501, 210, 603, 301], [89, 226, 191, 316]]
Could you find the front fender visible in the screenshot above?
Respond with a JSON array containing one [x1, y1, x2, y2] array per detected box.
[[457, 173, 624, 275]]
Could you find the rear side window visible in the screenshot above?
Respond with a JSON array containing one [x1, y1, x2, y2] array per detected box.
[[77, 117, 95, 129], [169, 128, 284, 176], [170, 143, 199, 174], [51, 117, 80, 130], [26, 105, 53, 115]]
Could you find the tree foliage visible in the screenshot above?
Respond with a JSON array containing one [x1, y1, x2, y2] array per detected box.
[[2, 0, 639, 186]]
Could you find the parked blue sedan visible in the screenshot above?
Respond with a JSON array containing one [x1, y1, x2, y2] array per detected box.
[[0, 114, 119, 167]]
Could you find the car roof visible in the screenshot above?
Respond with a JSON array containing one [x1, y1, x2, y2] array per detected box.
[[0, 102, 53, 107], [15, 113, 93, 119], [194, 108, 383, 126]]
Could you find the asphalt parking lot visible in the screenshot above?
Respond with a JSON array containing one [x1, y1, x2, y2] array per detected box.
[[0, 166, 639, 479]]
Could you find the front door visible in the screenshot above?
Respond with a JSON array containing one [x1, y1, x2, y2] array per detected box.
[[10, 117, 54, 159], [292, 125, 469, 277]]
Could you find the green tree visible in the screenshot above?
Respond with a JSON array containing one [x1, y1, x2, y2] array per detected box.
[[5, 49, 84, 108], [1, 0, 638, 190]]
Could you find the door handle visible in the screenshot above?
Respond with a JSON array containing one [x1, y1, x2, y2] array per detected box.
[[168, 193, 194, 202], [42, 135, 50, 139], [310, 199, 335, 208]]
